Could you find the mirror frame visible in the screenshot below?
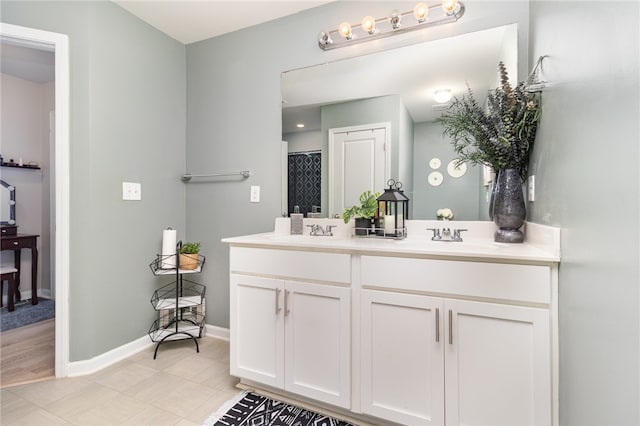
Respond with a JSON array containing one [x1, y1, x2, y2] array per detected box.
[[1, 179, 16, 226]]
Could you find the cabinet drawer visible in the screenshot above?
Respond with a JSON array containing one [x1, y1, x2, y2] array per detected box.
[[1, 238, 29, 250], [230, 247, 351, 284], [361, 255, 551, 304], [1, 226, 17, 236]]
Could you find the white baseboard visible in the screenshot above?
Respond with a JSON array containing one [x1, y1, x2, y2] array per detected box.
[[66, 335, 153, 377], [205, 323, 230, 341], [65, 324, 230, 377]]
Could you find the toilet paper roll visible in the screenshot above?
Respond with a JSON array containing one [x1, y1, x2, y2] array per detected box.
[[161, 228, 177, 268]]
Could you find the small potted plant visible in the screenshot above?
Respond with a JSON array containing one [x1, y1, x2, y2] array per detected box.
[[342, 190, 380, 235], [180, 242, 201, 270]]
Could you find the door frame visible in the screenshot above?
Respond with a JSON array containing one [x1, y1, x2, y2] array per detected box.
[[1, 22, 70, 378], [328, 122, 391, 218]]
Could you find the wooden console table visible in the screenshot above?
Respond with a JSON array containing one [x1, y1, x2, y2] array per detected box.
[[1, 233, 39, 305]]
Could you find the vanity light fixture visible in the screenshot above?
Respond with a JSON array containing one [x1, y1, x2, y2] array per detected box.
[[318, 1, 465, 51], [434, 88, 453, 103], [296, 123, 305, 128]]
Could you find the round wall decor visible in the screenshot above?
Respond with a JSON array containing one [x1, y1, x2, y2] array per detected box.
[[428, 171, 444, 186], [447, 160, 467, 178]]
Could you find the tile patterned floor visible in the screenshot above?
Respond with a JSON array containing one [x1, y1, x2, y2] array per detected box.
[[1, 337, 240, 425]]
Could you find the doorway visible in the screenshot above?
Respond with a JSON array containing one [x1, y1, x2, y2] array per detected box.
[[328, 123, 390, 218], [0, 22, 70, 379]]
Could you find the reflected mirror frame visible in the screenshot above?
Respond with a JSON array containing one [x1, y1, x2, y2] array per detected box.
[[0, 179, 16, 226]]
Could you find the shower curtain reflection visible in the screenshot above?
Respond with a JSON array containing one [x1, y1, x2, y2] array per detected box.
[[287, 151, 321, 216]]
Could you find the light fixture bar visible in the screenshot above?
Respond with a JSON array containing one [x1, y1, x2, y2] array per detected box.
[[318, 1, 465, 51]]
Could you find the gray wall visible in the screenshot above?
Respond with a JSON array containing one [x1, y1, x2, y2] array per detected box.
[[528, 1, 639, 424], [1, 1, 187, 361], [186, 1, 529, 330], [1, 73, 54, 296], [412, 121, 482, 220]]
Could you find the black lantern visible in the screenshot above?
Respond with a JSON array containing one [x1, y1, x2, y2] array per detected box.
[[377, 179, 409, 238]]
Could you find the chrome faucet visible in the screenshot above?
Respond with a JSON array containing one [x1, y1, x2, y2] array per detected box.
[[427, 227, 468, 242], [307, 224, 335, 236]]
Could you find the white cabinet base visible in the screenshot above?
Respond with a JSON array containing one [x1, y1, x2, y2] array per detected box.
[[230, 272, 351, 409]]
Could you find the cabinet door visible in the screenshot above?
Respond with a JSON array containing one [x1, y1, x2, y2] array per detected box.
[[284, 280, 351, 408], [361, 289, 445, 425], [230, 274, 284, 388], [445, 299, 551, 425]]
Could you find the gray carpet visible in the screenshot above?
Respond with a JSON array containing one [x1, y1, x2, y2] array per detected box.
[[0, 299, 55, 332]]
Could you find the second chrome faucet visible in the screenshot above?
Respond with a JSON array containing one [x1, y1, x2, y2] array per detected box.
[[307, 224, 335, 236]]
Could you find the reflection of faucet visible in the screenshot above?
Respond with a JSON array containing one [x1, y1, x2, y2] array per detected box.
[[427, 228, 467, 242], [307, 224, 335, 236]]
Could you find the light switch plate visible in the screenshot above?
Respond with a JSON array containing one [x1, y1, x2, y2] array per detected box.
[[123, 182, 141, 201], [527, 175, 535, 202], [250, 185, 260, 203]]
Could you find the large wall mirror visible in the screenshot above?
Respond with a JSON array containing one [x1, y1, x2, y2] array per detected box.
[[282, 23, 517, 220], [1, 179, 16, 225]]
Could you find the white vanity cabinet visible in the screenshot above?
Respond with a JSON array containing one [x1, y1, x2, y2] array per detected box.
[[229, 247, 351, 409], [360, 255, 553, 426], [224, 222, 560, 426]]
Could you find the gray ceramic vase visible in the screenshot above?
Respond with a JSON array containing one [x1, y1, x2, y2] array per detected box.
[[492, 169, 526, 243]]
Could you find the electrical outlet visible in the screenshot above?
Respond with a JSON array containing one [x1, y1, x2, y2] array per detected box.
[[527, 175, 535, 202], [123, 182, 141, 201], [250, 185, 260, 203]]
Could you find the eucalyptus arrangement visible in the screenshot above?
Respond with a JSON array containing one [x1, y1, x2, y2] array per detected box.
[[437, 62, 541, 180]]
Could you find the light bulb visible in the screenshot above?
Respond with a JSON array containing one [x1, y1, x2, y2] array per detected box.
[[442, 0, 459, 14], [389, 10, 402, 29], [414, 3, 428, 22], [361, 16, 376, 34], [434, 89, 453, 103], [338, 22, 353, 40]]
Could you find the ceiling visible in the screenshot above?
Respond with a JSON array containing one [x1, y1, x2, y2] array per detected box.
[[0, 0, 333, 83], [113, 0, 335, 44]]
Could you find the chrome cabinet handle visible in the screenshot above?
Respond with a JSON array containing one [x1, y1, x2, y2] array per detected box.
[[275, 288, 282, 314], [449, 309, 453, 345], [435, 308, 440, 343], [284, 290, 290, 316]]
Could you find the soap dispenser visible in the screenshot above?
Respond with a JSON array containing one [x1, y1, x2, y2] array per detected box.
[[290, 205, 304, 234]]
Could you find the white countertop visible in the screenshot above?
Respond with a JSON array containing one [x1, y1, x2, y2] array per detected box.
[[222, 218, 561, 264]]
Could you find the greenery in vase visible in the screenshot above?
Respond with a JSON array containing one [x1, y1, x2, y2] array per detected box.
[[342, 190, 381, 223], [180, 242, 201, 254], [436, 62, 541, 180]]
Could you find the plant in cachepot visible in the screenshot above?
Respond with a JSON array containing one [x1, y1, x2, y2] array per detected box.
[[342, 190, 380, 236], [179, 242, 201, 270], [437, 62, 541, 243]]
